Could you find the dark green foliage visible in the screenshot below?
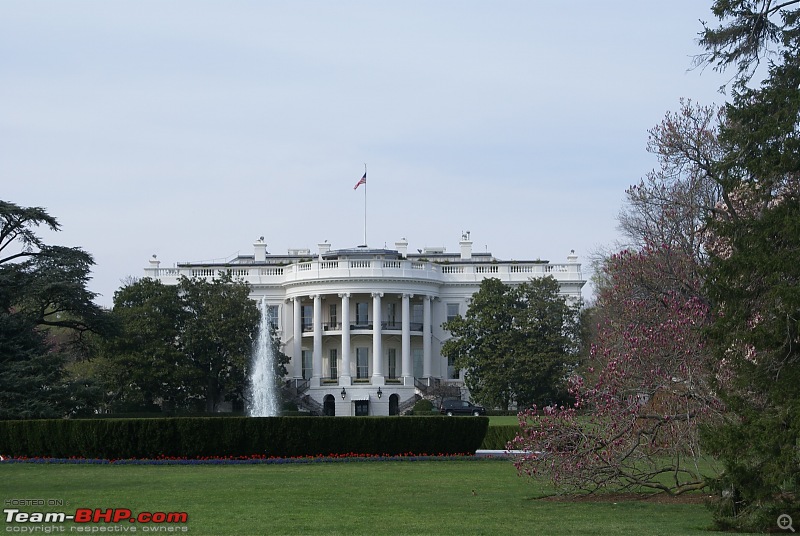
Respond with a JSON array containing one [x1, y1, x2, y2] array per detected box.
[[480, 425, 519, 450], [412, 399, 433, 413], [698, 0, 800, 87], [103, 278, 187, 409], [703, 200, 800, 530], [0, 417, 489, 459], [0, 310, 66, 419], [441, 277, 580, 410], [178, 275, 261, 412], [0, 201, 113, 419], [696, 3, 800, 529], [102, 274, 261, 413]]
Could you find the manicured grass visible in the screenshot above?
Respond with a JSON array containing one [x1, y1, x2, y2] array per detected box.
[[487, 415, 520, 426], [1, 460, 745, 535]]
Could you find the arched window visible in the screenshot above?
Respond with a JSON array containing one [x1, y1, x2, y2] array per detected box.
[[389, 394, 400, 416]]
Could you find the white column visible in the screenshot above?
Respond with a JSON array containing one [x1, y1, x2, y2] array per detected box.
[[401, 293, 412, 382], [293, 297, 302, 379], [340, 293, 351, 385], [423, 295, 432, 378], [372, 292, 383, 382], [312, 294, 322, 384]]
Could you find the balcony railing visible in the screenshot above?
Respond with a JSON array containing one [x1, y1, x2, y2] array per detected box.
[[302, 321, 425, 333], [147, 259, 583, 286]]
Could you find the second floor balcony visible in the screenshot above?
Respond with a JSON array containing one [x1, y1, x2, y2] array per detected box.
[[302, 320, 425, 333]]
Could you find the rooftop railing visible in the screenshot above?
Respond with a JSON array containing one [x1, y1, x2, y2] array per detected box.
[[146, 259, 583, 286]]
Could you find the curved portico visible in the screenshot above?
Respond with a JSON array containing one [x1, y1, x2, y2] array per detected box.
[[285, 285, 438, 388]]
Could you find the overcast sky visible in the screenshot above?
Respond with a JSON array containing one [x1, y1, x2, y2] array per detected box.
[[2, 1, 729, 307]]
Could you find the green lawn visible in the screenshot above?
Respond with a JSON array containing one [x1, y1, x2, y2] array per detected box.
[[487, 415, 519, 426], [1, 460, 747, 536]]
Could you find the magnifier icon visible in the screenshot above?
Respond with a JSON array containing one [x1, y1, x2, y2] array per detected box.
[[779, 514, 795, 532]]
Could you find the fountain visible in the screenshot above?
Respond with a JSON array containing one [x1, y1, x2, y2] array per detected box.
[[247, 298, 280, 416]]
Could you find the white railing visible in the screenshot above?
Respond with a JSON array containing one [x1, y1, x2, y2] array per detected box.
[[148, 260, 582, 286]]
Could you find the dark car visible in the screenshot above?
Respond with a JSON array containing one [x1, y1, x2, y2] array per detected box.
[[439, 399, 487, 416]]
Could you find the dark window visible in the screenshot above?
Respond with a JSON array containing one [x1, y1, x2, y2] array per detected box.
[[388, 349, 397, 379], [356, 302, 369, 326], [356, 347, 369, 379], [354, 401, 369, 416], [329, 349, 338, 379], [301, 305, 313, 332], [328, 304, 338, 330], [267, 305, 279, 329], [446, 303, 459, 322]]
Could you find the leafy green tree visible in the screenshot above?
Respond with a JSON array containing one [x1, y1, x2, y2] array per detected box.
[[441, 277, 580, 411], [0, 201, 112, 419], [178, 274, 259, 412], [103, 278, 188, 411], [104, 274, 260, 413]]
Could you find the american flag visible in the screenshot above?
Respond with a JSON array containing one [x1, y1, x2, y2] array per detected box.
[[353, 172, 366, 190]]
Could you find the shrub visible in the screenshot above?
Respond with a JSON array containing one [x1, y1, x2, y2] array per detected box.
[[480, 425, 519, 450], [0, 417, 489, 459], [412, 399, 434, 413]]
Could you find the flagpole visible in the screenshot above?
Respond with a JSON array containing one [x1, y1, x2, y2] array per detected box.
[[363, 163, 367, 247]]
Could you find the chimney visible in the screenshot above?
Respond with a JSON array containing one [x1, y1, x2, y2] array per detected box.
[[254, 238, 267, 263], [459, 231, 472, 260], [318, 241, 331, 258], [567, 249, 578, 264], [146, 255, 161, 277], [395, 238, 408, 257]]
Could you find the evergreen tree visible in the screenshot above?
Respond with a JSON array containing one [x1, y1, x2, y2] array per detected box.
[[696, 1, 800, 529], [0, 201, 112, 418]]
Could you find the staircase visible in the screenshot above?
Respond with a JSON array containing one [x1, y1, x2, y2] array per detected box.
[[281, 379, 323, 415], [397, 394, 422, 415]]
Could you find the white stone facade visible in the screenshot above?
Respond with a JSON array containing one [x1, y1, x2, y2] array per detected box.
[[144, 237, 585, 416]]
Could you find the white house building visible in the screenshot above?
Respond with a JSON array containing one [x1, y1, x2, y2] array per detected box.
[[144, 235, 585, 416]]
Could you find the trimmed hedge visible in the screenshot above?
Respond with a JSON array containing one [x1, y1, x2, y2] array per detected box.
[[0, 417, 488, 459], [480, 425, 520, 450]]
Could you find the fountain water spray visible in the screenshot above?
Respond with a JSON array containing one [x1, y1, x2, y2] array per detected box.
[[248, 298, 280, 416]]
